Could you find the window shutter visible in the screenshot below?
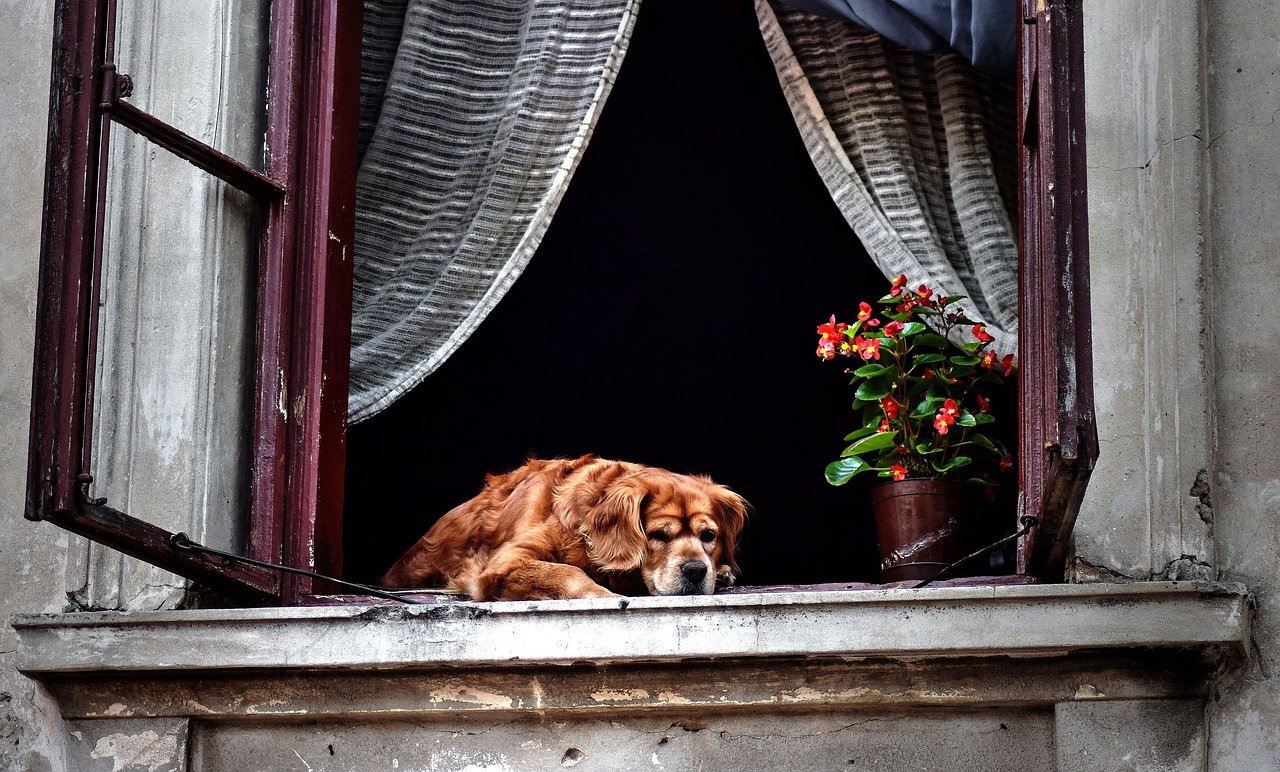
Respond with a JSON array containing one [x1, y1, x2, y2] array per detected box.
[[26, 0, 358, 605], [1016, 0, 1100, 578]]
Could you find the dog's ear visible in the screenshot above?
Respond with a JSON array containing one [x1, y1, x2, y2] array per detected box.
[[581, 478, 648, 573], [710, 487, 749, 585]]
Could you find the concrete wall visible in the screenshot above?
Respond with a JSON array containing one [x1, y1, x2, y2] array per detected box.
[[1, 0, 1278, 770], [1074, 0, 1280, 765], [0, 1, 71, 770]]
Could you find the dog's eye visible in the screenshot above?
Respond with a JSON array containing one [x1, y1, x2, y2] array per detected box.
[[700, 530, 716, 543], [648, 530, 671, 543]]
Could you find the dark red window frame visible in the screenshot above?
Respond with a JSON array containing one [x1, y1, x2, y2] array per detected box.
[[26, 0, 1096, 605], [26, 0, 359, 605]]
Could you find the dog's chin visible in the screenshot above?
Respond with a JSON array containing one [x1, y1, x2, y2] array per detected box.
[[649, 580, 716, 597]]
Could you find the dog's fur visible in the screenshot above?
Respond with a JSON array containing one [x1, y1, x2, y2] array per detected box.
[[379, 456, 747, 601]]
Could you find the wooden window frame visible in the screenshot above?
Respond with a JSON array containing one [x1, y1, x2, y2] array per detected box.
[[26, 0, 358, 605], [25, 0, 1096, 605]]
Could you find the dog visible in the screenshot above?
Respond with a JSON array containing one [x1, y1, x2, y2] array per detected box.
[[378, 455, 747, 601]]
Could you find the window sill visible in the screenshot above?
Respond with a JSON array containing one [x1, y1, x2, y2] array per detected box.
[[15, 581, 1247, 677]]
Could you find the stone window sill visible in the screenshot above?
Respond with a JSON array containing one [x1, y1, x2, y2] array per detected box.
[[14, 581, 1248, 676]]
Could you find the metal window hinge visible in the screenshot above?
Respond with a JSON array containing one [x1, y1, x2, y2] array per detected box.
[[98, 63, 133, 109]]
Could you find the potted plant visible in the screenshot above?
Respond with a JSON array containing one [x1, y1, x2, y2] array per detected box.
[[814, 274, 1015, 582]]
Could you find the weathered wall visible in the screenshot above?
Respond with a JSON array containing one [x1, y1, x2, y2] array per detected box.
[[1075, 0, 1280, 766], [0, 2, 70, 770], [1199, 0, 1280, 764]]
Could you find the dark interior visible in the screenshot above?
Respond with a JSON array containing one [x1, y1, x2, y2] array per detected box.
[[344, 0, 1014, 587]]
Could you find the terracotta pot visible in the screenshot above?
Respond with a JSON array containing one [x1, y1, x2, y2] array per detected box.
[[870, 479, 978, 583]]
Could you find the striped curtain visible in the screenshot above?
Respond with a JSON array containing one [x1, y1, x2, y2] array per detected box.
[[349, 0, 639, 422], [758, 0, 1019, 356]]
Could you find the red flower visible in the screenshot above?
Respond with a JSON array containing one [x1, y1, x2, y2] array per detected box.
[[1000, 353, 1016, 377], [979, 350, 997, 369], [878, 419, 891, 433], [922, 367, 935, 381], [999, 454, 1013, 472], [890, 274, 909, 296], [889, 463, 908, 481], [971, 324, 994, 343], [881, 397, 899, 419], [915, 285, 935, 308], [883, 320, 905, 337], [855, 302, 880, 327], [816, 342, 836, 360], [933, 398, 959, 435], [855, 336, 881, 361], [817, 315, 847, 342], [976, 393, 991, 413]]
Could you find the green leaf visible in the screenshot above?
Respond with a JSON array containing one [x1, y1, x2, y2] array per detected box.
[[900, 321, 927, 337], [917, 333, 950, 349], [973, 412, 996, 425], [854, 377, 893, 402], [962, 341, 984, 355], [842, 425, 878, 442], [950, 355, 981, 366], [970, 433, 997, 452], [965, 476, 998, 487], [957, 411, 978, 427], [853, 363, 890, 377], [912, 353, 946, 365], [825, 457, 870, 486], [940, 294, 968, 307], [841, 431, 898, 457], [932, 455, 973, 473], [877, 293, 898, 304]]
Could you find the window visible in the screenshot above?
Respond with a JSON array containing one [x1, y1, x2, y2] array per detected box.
[[26, 0, 1096, 605]]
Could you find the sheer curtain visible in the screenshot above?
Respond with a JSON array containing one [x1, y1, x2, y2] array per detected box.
[[758, 0, 1019, 356], [349, 0, 640, 421]]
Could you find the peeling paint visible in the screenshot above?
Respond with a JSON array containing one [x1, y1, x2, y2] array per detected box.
[[90, 730, 179, 772], [656, 691, 691, 705], [429, 686, 514, 709], [590, 688, 650, 702], [1074, 684, 1105, 699]]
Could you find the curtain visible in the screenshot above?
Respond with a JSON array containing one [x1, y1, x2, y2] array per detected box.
[[758, 0, 1019, 356], [349, 0, 640, 422], [777, 0, 1015, 80]]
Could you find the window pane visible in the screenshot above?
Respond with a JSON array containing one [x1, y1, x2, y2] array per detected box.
[[113, 0, 271, 169], [89, 123, 260, 558]]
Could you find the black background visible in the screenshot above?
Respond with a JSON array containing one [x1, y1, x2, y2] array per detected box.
[[346, 0, 914, 586]]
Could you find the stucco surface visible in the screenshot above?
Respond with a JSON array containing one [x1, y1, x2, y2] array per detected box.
[[1199, 1, 1280, 766], [0, 2, 70, 771]]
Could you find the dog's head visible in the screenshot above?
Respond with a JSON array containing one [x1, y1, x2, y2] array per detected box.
[[572, 464, 748, 596]]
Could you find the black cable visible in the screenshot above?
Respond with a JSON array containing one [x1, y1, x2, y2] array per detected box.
[[168, 532, 462, 604], [913, 516, 1039, 589]]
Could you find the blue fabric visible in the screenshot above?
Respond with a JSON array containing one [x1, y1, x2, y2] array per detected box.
[[777, 0, 1015, 79]]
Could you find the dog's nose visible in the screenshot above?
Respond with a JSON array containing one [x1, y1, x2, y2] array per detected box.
[[680, 561, 708, 584]]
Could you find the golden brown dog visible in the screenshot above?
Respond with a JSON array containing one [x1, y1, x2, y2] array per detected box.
[[379, 456, 747, 601]]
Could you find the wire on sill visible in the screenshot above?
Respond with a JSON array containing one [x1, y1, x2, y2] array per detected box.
[[912, 516, 1039, 589], [169, 532, 463, 604]]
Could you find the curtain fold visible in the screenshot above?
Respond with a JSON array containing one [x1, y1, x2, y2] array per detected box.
[[349, 0, 640, 422], [758, 0, 1018, 356], [776, 0, 1015, 80]]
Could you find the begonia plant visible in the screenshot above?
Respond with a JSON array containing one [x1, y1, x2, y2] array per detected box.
[[815, 274, 1015, 486]]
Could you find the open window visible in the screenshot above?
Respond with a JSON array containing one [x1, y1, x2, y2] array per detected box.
[[27, 0, 1096, 605]]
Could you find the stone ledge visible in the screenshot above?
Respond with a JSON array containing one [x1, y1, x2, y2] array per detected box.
[[12, 581, 1250, 675]]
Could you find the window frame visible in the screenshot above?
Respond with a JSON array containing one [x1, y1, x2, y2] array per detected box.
[[26, 0, 359, 605], [26, 0, 1096, 605]]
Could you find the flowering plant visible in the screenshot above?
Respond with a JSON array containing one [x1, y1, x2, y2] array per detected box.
[[815, 274, 1014, 486]]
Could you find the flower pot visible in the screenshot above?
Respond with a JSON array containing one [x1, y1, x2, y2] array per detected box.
[[870, 479, 978, 583]]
